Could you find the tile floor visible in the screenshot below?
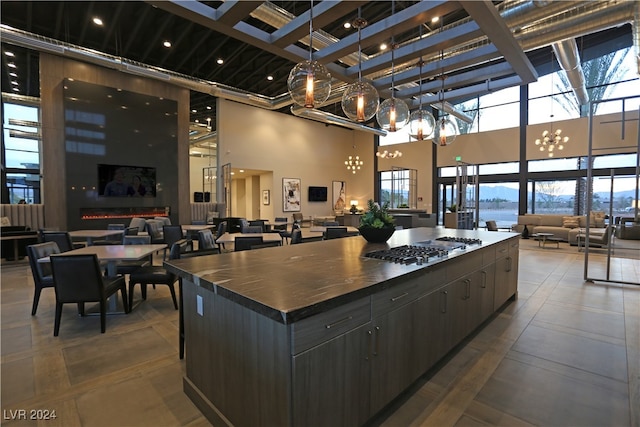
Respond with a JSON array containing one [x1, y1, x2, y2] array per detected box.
[[1, 244, 638, 426]]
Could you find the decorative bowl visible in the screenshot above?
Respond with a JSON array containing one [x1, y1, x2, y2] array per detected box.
[[358, 226, 395, 243]]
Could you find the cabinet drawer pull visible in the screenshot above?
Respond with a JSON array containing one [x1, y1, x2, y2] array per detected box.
[[464, 279, 471, 300], [390, 292, 409, 302], [481, 270, 487, 288], [441, 290, 448, 313], [498, 248, 508, 254], [373, 326, 380, 356], [366, 330, 373, 361], [506, 256, 512, 273], [325, 316, 353, 329]]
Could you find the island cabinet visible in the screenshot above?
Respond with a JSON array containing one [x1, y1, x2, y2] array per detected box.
[[172, 229, 520, 427], [493, 238, 519, 310]]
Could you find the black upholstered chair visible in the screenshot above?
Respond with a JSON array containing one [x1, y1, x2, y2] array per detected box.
[[324, 227, 348, 240], [234, 236, 263, 251], [290, 228, 302, 245], [273, 217, 288, 231], [244, 225, 263, 233], [26, 242, 61, 315], [198, 229, 217, 251], [40, 231, 83, 252], [213, 221, 227, 251], [163, 225, 186, 259], [50, 254, 129, 336], [128, 242, 182, 311], [249, 219, 267, 232], [279, 222, 300, 244], [144, 220, 164, 244]]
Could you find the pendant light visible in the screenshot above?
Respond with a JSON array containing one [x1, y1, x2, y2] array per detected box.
[[342, 12, 379, 122], [534, 51, 569, 157], [376, 1, 409, 132], [408, 25, 435, 141], [432, 32, 458, 146], [287, 0, 331, 108]]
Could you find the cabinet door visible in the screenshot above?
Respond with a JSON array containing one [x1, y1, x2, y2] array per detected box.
[[292, 323, 371, 427], [416, 285, 454, 369], [473, 265, 496, 326], [370, 302, 421, 415]]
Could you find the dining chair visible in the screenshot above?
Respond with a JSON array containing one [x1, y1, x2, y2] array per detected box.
[[234, 236, 263, 251], [273, 217, 288, 231], [249, 219, 267, 232], [214, 221, 227, 251], [290, 228, 302, 245], [128, 241, 184, 311], [40, 231, 83, 252], [279, 222, 300, 244], [324, 227, 348, 240], [244, 225, 263, 233], [163, 225, 186, 258], [26, 242, 61, 315], [144, 220, 164, 244], [50, 254, 129, 336], [198, 229, 217, 251]]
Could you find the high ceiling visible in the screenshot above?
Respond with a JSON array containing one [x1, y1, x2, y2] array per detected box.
[[1, 1, 635, 131]]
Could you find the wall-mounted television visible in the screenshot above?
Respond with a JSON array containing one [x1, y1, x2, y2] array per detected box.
[[98, 164, 156, 197], [308, 186, 328, 202]]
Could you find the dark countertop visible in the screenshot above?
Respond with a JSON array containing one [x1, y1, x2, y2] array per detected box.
[[165, 227, 519, 324]]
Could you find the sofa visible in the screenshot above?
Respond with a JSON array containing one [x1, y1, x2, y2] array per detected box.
[[512, 212, 608, 245], [1, 219, 38, 260], [190, 202, 227, 224]]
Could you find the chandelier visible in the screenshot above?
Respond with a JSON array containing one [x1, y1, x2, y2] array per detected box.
[[287, 0, 331, 108], [535, 128, 568, 157], [341, 13, 379, 122], [534, 51, 569, 158], [345, 145, 363, 174], [376, 149, 402, 159]]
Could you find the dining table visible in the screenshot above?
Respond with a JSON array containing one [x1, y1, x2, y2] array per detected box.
[[69, 229, 125, 246], [215, 232, 283, 246], [39, 243, 166, 312]]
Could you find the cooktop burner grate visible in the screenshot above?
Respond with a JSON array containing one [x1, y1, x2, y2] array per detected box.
[[364, 244, 450, 265], [436, 236, 482, 245]]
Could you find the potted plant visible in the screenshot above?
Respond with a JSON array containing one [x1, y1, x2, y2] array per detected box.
[[359, 199, 396, 243]]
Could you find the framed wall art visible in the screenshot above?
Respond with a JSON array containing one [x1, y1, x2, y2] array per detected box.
[[283, 178, 301, 212], [262, 190, 270, 205], [332, 180, 346, 211]]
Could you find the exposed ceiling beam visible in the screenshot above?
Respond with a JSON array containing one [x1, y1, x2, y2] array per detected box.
[[270, 1, 366, 48], [461, 0, 538, 84], [415, 75, 524, 106], [215, 1, 263, 26]]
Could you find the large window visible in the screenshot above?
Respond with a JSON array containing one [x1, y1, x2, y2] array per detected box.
[[380, 168, 417, 208], [2, 99, 42, 204]]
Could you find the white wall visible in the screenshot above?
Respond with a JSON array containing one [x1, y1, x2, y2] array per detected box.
[[216, 99, 376, 219]]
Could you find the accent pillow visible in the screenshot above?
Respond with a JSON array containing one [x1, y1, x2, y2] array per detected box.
[[590, 211, 606, 228], [562, 216, 579, 228], [206, 211, 220, 223], [0, 217, 11, 227]]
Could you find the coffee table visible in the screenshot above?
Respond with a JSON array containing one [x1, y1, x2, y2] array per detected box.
[[531, 233, 561, 248]]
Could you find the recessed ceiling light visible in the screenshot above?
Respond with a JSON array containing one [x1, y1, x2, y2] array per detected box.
[[12, 87, 19, 92], [9, 72, 17, 77], [195, 119, 200, 123], [379, 43, 388, 51], [4, 51, 15, 57], [206, 106, 212, 110], [343, 22, 351, 29], [267, 75, 274, 81], [431, 16, 440, 24], [239, 169, 245, 173], [10, 81, 18, 85], [163, 40, 172, 48], [8, 63, 16, 68], [191, 109, 197, 113], [93, 17, 103, 26], [216, 58, 224, 65]]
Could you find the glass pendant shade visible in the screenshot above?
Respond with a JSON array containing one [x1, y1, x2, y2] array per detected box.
[[408, 109, 435, 140], [432, 116, 458, 146], [376, 97, 409, 131], [342, 81, 379, 122], [288, 60, 331, 108]]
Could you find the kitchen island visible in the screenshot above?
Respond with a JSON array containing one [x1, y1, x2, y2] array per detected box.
[[164, 227, 520, 426]]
